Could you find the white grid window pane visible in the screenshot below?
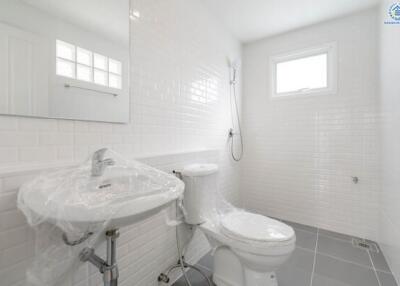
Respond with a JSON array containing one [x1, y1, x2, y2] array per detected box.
[[276, 53, 327, 94], [94, 69, 107, 86], [109, 74, 122, 89], [56, 39, 124, 91], [56, 40, 75, 61], [56, 58, 75, 78], [94, 53, 108, 70], [109, 59, 122, 75], [77, 48, 92, 66], [77, 64, 92, 82]]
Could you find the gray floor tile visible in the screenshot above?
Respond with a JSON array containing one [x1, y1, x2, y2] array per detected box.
[[318, 228, 357, 242], [317, 234, 373, 268], [197, 252, 213, 271], [370, 249, 392, 273], [377, 271, 398, 286], [313, 254, 379, 286], [277, 247, 314, 286], [282, 220, 318, 233], [172, 223, 397, 286], [294, 228, 317, 250], [173, 266, 214, 286]]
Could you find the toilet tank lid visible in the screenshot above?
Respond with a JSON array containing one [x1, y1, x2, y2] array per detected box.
[[181, 164, 218, 177]]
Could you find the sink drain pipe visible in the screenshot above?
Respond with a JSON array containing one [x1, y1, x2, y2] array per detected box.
[[79, 229, 120, 286]]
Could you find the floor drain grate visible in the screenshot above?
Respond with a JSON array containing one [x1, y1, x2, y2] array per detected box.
[[352, 238, 379, 253]]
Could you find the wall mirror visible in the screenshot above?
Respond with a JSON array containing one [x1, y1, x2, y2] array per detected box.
[[0, 0, 130, 123]]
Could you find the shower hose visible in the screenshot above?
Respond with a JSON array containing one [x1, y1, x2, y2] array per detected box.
[[230, 71, 243, 162]]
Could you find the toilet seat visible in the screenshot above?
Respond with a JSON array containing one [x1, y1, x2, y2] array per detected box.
[[200, 212, 296, 257], [220, 211, 295, 243]]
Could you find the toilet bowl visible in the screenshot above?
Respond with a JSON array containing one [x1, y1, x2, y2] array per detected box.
[[200, 211, 295, 286], [181, 164, 296, 286]]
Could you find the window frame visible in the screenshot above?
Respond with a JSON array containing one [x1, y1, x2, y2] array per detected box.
[[270, 42, 337, 99]]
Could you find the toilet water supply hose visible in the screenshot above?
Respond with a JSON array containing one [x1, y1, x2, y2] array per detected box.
[[158, 199, 212, 286]]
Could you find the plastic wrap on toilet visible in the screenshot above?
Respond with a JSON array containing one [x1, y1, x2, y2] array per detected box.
[[17, 149, 184, 286], [180, 163, 243, 229]]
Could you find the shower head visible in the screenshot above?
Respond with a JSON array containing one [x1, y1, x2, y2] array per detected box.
[[229, 59, 241, 70], [229, 59, 241, 85]]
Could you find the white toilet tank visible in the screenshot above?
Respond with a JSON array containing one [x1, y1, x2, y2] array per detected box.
[[181, 164, 218, 225]]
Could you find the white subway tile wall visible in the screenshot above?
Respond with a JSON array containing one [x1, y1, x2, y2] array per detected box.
[[0, 0, 241, 284], [379, 1, 400, 283], [241, 9, 381, 240]]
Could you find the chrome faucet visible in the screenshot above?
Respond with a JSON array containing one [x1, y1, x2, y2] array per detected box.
[[91, 148, 115, 177]]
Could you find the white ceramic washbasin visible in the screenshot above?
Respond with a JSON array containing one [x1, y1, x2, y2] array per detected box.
[[18, 157, 184, 230]]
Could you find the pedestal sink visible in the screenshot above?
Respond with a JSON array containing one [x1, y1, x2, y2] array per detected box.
[[18, 149, 185, 286]]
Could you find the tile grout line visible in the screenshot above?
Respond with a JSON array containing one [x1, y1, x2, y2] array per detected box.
[[315, 230, 386, 271], [281, 220, 395, 285], [309, 228, 319, 286], [296, 245, 317, 253], [316, 250, 378, 271], [368, 250, 382, 286], [318, 232, 361, 244]]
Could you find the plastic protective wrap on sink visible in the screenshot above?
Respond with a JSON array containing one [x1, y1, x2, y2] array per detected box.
[[17, 150, 184, 286]]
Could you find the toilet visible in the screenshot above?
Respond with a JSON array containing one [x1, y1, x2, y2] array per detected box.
[[181, 164, 296, 286]]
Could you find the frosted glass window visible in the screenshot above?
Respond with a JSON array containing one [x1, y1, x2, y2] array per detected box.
[[276, 53, 327, 94], [94, 69, 107, 86], [56, 40, 75, 61], [109, 73, 122, 89], [94, 53, 108, 70], [77, 48, 92, 66], [77, 64, 92, 82], [56, 39, 123, 90], [56, 59, 75, 78], [271, 43, 336, 98], [109, 59, 122, 75]]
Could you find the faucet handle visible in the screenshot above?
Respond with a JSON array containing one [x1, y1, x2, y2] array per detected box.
[[103, 158, 116, 166], [91, 148, 115, 177], [92, 148, 108, 161]]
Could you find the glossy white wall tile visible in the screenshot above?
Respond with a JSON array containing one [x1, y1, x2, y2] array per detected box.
[[0, 0, 241, 284], [379, 1, 400, 283], [242, 9, 381, 240]]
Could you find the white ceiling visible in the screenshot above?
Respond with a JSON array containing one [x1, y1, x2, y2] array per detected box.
[[22, 0, 129, 45], [202, 0, 381, 43]]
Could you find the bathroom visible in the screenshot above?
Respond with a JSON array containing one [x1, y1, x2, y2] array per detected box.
[[0, 0, 399, 285]]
